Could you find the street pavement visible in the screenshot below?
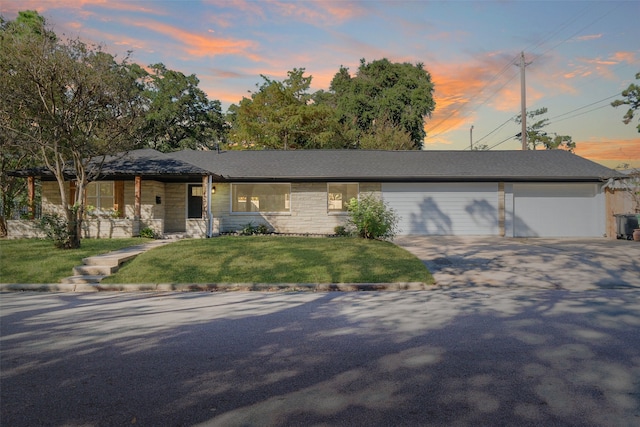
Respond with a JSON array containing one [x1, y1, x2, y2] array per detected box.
[[2, 288, 640, 426]]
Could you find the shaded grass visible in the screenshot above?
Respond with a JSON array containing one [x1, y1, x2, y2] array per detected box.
[[0, 238, 151, 283], [103, 236, 433, 284]]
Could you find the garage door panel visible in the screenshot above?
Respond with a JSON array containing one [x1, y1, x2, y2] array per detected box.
[[383, 183, 499, 236], [513, 183, 603, 237]]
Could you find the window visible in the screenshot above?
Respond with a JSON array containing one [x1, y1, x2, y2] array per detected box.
[[86, 182, 114, 212], [232, 184, 290, 213], [328, 183, 358, 212]]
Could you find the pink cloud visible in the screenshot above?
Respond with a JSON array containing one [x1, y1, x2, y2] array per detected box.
[[122, 19, 261, 61], [575, 138, 640, 167], [573, 34, 602, 42]]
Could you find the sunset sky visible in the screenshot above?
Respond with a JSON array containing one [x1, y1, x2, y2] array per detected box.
[[2, 0, 639, 168]]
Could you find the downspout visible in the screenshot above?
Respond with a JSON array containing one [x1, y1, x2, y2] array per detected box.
[[207, 175, 213, 238]]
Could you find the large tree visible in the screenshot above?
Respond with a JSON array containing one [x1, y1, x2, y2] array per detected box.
[[0, 11, 53, 236], [139, 63, 227, 152], [514, 108, 575, 152], [228, 68, 340, 149], [612, 72, 640, 133], [328, 58, 436, 149], [0, 12, 146, 248]]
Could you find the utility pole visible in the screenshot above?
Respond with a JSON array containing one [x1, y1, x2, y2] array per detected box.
[[518, 51, 530, 151], [469, 125, 474, 150]]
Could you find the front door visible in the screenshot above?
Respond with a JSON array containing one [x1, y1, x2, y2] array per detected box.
[[187, 184, 203, 218]]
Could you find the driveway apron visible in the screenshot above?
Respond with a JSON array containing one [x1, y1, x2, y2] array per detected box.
[[395, 236, 640, 291]]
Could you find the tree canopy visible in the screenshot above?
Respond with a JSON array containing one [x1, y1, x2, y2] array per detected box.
[[227, 68, 341, 149], [514, 108, 575, 152], [227, 59, 436, 150], [138, 63, 228, 152], [612, 72, 640, 133], [328, 58, 436, 149], [1, 11, 147, 247]]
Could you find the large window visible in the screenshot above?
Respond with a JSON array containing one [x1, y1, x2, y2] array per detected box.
[[232, 184, 291, 213], [86, 182, 114, 212], [328, 183, 358, 213]]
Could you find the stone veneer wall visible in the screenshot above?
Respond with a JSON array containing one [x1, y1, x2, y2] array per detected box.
[[212, 182, 382, 234]]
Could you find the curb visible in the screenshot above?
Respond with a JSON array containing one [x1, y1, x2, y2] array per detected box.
[[0, 282, 428, 293]]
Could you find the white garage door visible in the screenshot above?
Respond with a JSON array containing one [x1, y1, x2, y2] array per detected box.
[[382, 183, 499, 236], [511, 183, 604, 237]]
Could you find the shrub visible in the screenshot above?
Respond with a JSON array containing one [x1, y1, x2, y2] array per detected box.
[[239, 222, 270, 235], [347, 194, 399, 240], [333, 225, 350, 236], [139, 227, 156, 238], [37, 213, 71, 248]]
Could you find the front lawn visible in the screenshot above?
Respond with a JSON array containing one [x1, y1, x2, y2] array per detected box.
[[0, 238, 151, 283], [103, 236, 433, 284]]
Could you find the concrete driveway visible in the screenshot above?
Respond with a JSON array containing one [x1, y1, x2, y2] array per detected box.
[[395, 236, 640, 291]]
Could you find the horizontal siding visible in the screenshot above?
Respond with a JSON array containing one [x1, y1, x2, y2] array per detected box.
[[383, 183, 499, 236]]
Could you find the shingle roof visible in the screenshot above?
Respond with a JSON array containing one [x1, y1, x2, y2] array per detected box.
[[10, 149, 211, 182], [11, 148, 622, 182], [171, 149, 622, 182]]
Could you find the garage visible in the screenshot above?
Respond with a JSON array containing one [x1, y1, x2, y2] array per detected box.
[[383, 182, 499, 236], [509, 183, 605, 237]]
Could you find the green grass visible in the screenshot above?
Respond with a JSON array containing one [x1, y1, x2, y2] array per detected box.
[[103, 236, 433, 284], [0, 238, 151, 283]]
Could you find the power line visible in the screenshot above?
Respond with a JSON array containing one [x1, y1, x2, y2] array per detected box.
[[427, 68, 519, 139], [551, 103, 612, 124], [426, 52, 520, 136], [547, 93, 620, 122]]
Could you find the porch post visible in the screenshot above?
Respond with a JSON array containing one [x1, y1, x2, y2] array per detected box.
[[201, 175, 209, 220], [27, 176, 35, 220], [498, 182, 505, 237], [134, 175, 142, 219]]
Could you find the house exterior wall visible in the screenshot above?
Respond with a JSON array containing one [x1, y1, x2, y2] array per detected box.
[[165, 183, 187, 233], [212, 182, 381, 234]]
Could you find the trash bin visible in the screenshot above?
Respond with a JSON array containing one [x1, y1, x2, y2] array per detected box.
[[614, 214, 639, 240]]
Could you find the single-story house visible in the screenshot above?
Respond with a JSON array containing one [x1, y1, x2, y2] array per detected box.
[[8, 148, 627, 239]]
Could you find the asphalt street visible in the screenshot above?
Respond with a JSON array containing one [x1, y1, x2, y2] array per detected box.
[[2, 289, 640, 426]]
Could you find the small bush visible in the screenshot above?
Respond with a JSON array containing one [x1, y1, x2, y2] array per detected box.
[[139, 227, 156, 239], [37, 213, 71, 248], [255, 224, 269, 235], [239, 222, 270, 235], [347, 194, 399, 240], [333, 225, 350, 236]]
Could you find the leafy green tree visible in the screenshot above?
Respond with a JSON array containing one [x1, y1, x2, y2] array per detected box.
[[347, 194, 399, 240], [139, 63, 227, 152], [228, 68, 341, 149], [0, 11, 53, 236], [328, 58, 436, 149], [514, 108, 575, 152], [0, 12, 146, 248], [612, 72, 640, 133]]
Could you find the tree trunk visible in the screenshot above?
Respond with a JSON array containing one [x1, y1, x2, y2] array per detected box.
[[65, 206, 82, 249], [0, 216, 7, 237]]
